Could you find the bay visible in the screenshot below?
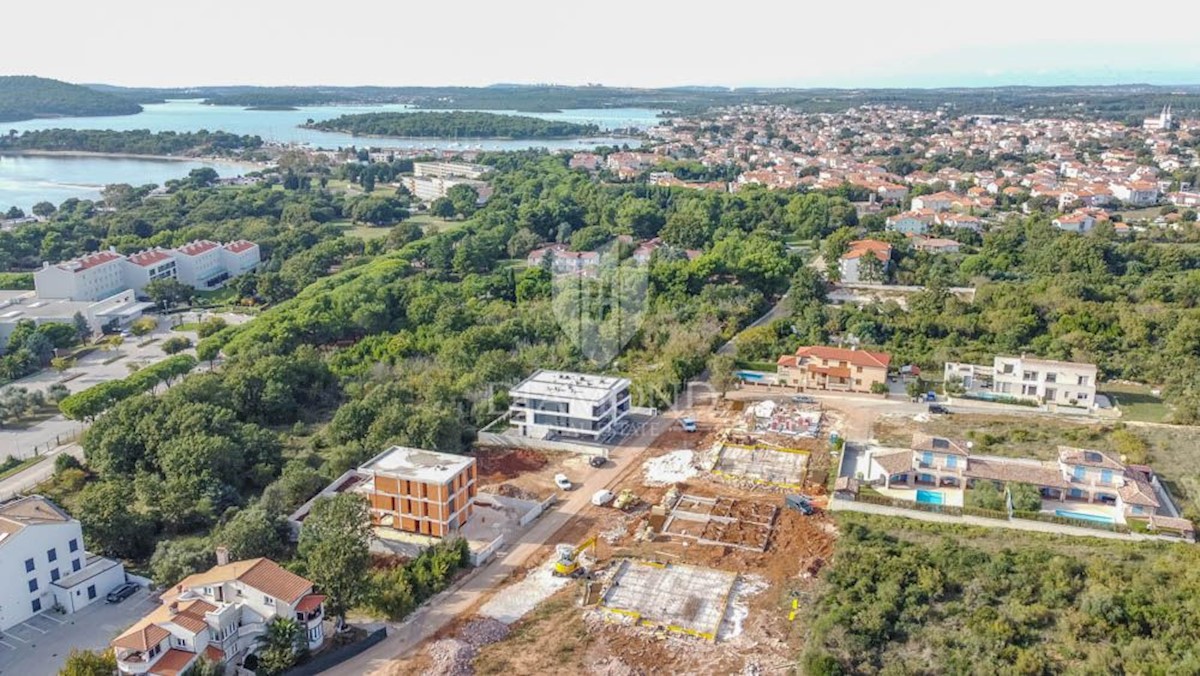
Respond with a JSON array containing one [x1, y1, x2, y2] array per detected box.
[[1, 101, 662, 210]]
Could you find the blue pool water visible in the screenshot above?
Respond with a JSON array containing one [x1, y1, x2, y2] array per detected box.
[[1055, 509, 1115, 524], [916, 490, 944, 505], [736, 370, 764, 382]]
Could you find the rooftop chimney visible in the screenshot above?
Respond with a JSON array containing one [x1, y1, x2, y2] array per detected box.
[[216, 546, 230, 566]]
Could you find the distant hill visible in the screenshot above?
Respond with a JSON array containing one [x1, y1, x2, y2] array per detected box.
[[0, 76, 143, 123]]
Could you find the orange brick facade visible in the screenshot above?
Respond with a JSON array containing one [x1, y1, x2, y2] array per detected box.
[[365, 463, 477, 537]]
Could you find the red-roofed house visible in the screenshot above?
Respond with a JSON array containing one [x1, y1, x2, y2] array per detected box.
[[113, 553, 325, 675], [838, 239, 892, 283], [777, 345, 891, 393]]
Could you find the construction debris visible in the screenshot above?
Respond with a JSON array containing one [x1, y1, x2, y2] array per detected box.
[[478, 559, 570, 624], [642, 450, 699, 485], [426, 638, 476, 676]]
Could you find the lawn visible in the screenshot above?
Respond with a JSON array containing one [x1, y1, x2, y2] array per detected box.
[[1101, 382, 1170, 423], [193, 286, 240, 307]]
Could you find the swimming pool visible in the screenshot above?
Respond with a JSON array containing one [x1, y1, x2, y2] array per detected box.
[[915, 490, 944, 505], [736, 370, 764, 382], [1054, 509, 1115, 524]]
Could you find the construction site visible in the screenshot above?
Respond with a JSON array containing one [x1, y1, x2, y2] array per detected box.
[[387, 396, 839, 675]]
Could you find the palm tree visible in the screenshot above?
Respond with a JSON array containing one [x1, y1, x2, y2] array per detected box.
[[253, 617, 305, 675]]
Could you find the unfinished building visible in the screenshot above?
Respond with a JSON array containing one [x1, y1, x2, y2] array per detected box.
[[660, 494, 779, 552], [712, 441, 809, 489]]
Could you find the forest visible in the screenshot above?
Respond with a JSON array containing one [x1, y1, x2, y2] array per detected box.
[[0, 128, 264, 157], [803, 514, 1200, 675], [0, 76, 143, 122], [305, 111, 601, 138]]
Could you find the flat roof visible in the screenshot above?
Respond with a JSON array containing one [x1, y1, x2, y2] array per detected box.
[[509, 369, 630, 403], [359, 445, 474, 483], [1001, 354, 1097, 371]]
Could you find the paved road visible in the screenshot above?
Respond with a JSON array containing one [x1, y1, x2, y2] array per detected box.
[[325, 412, 681, 675], [0, 442, 82, 501]]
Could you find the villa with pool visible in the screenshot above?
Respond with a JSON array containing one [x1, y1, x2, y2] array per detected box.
[[857, 434, 1194, 539]]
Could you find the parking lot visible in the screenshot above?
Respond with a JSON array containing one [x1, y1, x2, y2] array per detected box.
[[0, 586, 159, 676]]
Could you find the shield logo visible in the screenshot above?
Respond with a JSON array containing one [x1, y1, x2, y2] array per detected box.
[[550, 238, 649, 367]]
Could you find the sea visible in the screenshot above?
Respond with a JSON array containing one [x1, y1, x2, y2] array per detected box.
[[0, 100, 663, 211]]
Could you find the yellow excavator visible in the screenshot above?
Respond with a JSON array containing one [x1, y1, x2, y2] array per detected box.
[[553, 536, 597, 577]]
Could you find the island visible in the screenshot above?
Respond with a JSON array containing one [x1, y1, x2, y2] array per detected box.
[[0, 129, 265, 157], [303, 111, 602, 139], [0, 76, 143, 123]]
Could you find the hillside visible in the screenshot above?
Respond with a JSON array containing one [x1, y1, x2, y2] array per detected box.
[[304, 111, 601, 138], [0, 76, 143, 123]]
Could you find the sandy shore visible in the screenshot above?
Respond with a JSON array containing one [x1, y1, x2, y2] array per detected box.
[[0, 149, 266, 169]]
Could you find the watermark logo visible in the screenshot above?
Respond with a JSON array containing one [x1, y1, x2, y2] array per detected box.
[[550, 239, 649, 367]]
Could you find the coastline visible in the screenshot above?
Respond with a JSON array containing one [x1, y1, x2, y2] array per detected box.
[[0, 149, 266, 170]]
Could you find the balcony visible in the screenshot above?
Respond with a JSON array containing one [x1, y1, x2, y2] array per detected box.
[[116, 653, 153, 675]]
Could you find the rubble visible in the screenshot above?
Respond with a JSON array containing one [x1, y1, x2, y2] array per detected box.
[[426, 638, 476, 676], [458, 617, 511, 647], [642, 450, 699, 485]]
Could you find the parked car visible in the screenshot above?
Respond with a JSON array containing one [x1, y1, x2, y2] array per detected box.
[[680, 417, 697, 432], [928, 404, 951, 415], [791, 395, 816, 404], [588, 455, 607, 468], [785, 494, 815, 516], [592, 489, 615, 506], [106, 581, 140, 603], [554, 473, 573, 490]]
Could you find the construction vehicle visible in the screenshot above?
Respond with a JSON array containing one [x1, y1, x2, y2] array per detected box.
[[613, 489, 638, 511], [553, 537, 597, 577]]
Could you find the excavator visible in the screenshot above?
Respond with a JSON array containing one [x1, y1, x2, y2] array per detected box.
[[553, 536, 597, 577]]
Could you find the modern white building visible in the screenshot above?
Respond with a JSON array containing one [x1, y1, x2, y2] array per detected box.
[[402, 175, 490, 203], [0, 496, 127, 632], [945, 354, 1098, 409], [508, 370, 632, 441], [0, 289, 153, 351], [113, 554, 325, 675], [34, 240, 261, 302], [413, 161, 490, 180]]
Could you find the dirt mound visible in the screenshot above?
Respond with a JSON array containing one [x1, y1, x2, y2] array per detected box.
[[475, 448, 548, 482], [427, 638, 475, 676], [459, 617, 511, 647]]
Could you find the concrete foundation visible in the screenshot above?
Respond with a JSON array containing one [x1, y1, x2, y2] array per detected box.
[[600, 560, 738, 641], [713, 443, 808, 488]]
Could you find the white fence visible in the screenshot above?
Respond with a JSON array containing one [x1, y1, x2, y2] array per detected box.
[[469, 534, 505, 566]]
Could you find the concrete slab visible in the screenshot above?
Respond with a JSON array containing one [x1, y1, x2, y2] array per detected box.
[[713, 443, 808, 488], [600, 560, 737, 641]]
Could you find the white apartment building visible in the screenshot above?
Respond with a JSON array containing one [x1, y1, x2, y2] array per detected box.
[[402, 175, 490, 203], [509, 370, 632, 441], [113, 554, 325, 675], [34, 240, 261, 302], [413, 161, 490, 180], [945, 354, 1098, 409], [0, 496, 127, 632]]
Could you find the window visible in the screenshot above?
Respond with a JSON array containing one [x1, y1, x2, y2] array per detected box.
[[87, 585, 96, 600], [47, 548, 57, 563], [1073, 466, 1086, 481], [264, 596, 275, 606], [1045, 373, 1057, 383], [1101, 470, 1113, 485], [72, 559, 82, 572], [69, 538, 79, 553], [24, 558, 35, 573], [922, 452, 933, 466], [1078, 375, 1090, 386], [947, 455, 958, 469], [51, 569, 60, 582], [31, 599, 41, 613]]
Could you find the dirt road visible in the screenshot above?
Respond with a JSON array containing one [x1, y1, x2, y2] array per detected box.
[[324, 414, 679, 676]]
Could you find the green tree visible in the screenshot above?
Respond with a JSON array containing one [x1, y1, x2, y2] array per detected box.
[[254, 618, 307, 675], [129, 317, 157, 336], [299, 494, 371, 630], [59, 648, 117, 676], [708, 353, 739, 399], [76, 480, 154, 559], [144, 278, 194, 310], [161, 336, 192, 354], [214, 505, 286, 561]]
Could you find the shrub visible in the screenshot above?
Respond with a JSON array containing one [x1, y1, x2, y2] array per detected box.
[[964, 481, 1005, 511], [1008, 482, 1043, 512]]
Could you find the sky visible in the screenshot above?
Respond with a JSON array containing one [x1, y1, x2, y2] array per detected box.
[[5, 0, 1200, 89]]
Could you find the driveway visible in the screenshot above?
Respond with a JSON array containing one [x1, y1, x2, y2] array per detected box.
[[0, 587, 158, 676]]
